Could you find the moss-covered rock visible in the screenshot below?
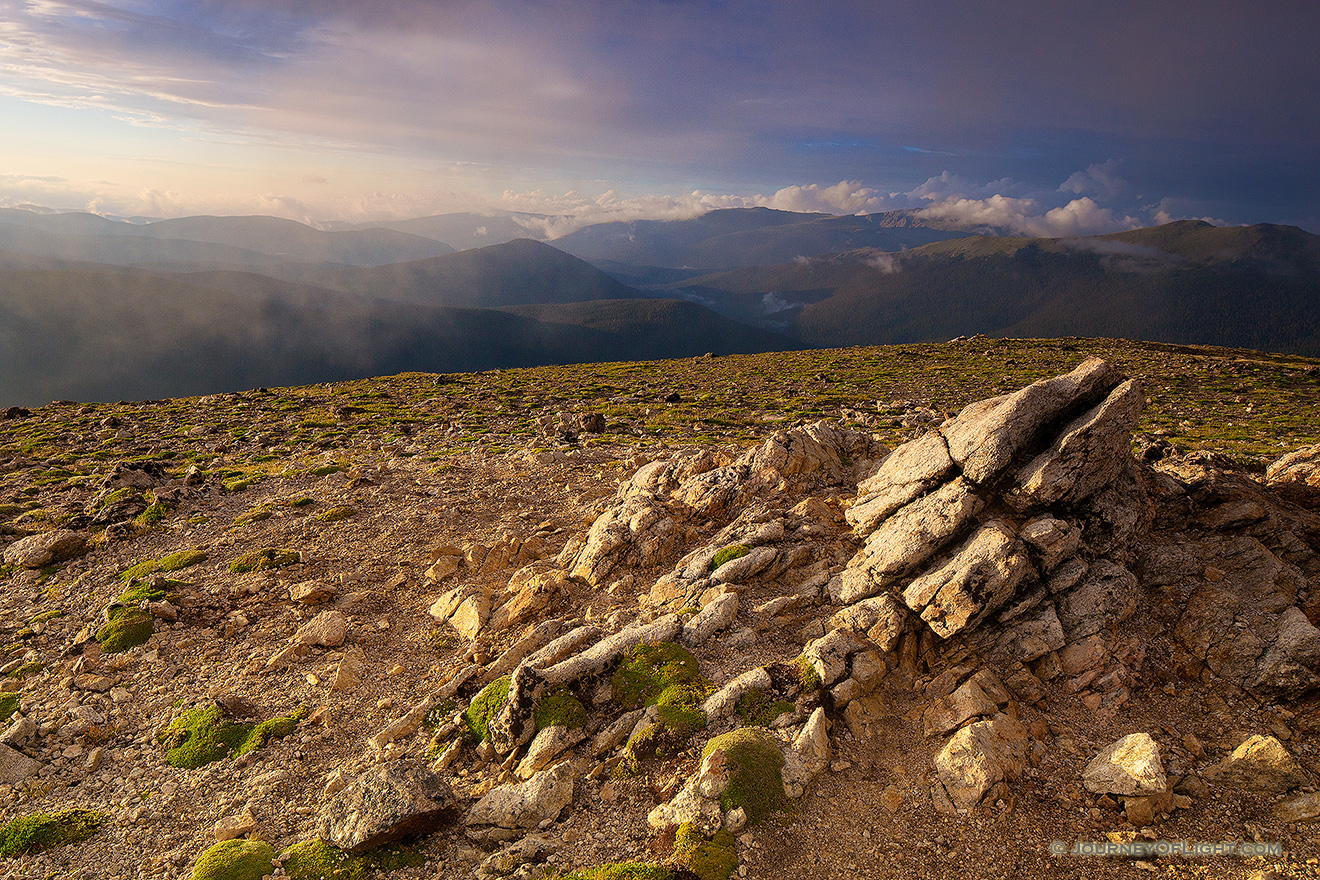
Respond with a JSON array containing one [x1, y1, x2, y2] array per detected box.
[[191, 838, 275, 880], [158, 704, 306, 768], [0, 692, 19, 724], [0, 808, 104, 857], [315, 505, 355, 523], [671, 824, 737, 880], [613, 642, 712, 755], [120, 547, 207, 580], [533, 688, 587, 732], [95, 605, 154, 653], [228, 547, 300, 574], [464, 675, 510, 742], [701, 727, 786, 825], [281, 839, 424, 880], [708, 544, 750, 572]]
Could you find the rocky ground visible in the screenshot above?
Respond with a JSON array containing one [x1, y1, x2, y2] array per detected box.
[[0, 339, 1319, 880]]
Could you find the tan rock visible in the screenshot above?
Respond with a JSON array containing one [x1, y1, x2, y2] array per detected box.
[[213, 807, 258, 841], [2, 529, 88, 569], [289, 580, 336, 605], [1082, 733, 1166, 796], [1205, 734, 1306, 793], [933, 713, 1029, 810], [295, 610, 349, 647]]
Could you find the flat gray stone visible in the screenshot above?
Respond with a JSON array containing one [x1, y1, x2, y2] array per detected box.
[[318, 760, 459, 854]]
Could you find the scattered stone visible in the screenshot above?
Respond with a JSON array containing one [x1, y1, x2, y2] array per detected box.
[[294, 609, 349, 647], [1082, 733, 1167, 796], [0, 743, 41, 784], [466, 760, 575, 833], [318, 759, 459, 853], [1205, 734, 1306, 793], [933, 713, 1029, 810], [289, 580, 336, 605], [213, 806, 258, 842]]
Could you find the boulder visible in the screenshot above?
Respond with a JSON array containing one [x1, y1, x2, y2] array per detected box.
[[0, 743, 41, 784], [466, 760, 575, 831], [1082, 733, 1166, 796], [1013, 378, 1142, 506], [933, 713, 1029, 810], [680, 592, 739, 646], [2, 529, 88, 569], [941, 357, 1121, 484], [318, 760, 459, 853], [1265, 443, 1320, 505], [1205, 734, 1306, 793], [1055, 560, 1138, 639], [516, 725, 584, 779], [846, 431, 954, 536], [829, 593, 908, 652]]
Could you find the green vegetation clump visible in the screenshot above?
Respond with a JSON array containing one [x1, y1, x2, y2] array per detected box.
[[734, 687, 794, 727], [464, 675, 510, 742], [794, 655, 822, 692], [314, 505, 355, 523], [286, 496, 314, 508], [95, 605, 154, 653], [134, 501, 170, 527], [228, 547, 300, 574], [121, 547, 207, 580], [307, 464, 344, 477], [191, 838, 276, 880], [281, 839, 424, 880], [708, 544, 750, 572], [701, 727, 786, 826], [671, 824, 737, 880], [234, 503, 275, 526], [558, 864, 674, 880], [532, 688, 587, 732], [158, 704, 306, 768], [613, 643, 712, 734], [0, 809, 105, 857], [0, 692, 19, 723]]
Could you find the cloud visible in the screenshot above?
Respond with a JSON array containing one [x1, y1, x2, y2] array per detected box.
[[1059, 160, 1130, 203], [915, 195, 1141, 238], [302, 173, 328, 184], [757, 181, 886, 214]]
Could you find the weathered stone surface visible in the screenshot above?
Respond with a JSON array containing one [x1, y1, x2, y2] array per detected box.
[[294, 609, 348, 647], [703, 667, 773, 720], [0, 744, 41, 784], [489, 566, 567, 633], [680, 592, 739, 646], [1014, 379, 1142, 506], [802, 628, 873, 686], [1056, 560, 1138, 639], [902, 520, 1033, 638], [710, 546, 777, 584], [1082, 733, 1166, 796], [368, 696, 436, 752], [1205, 734, 1306, 793], [2, 529, 87, 568], [977, 603, 1066, 664], [933, 713, 1029, 810], [648, 748, 728, 835], [782, 707, 830, 797], [213, 807, 258, 842], [833, 478, 984, 604], [941, 357, 1121, 484], [1275, 790, 1320, 822], [516, 725, 583, 779], [1265, 443, 1320, 505], [466, 761, 574, 830], [450, 592, 491, 642], [318, 760, 459, 853], [541, 614, 681, 686], [829, 593, 908, 652], [846, 431, 954, 536], [923, 675, 1001, 736], [1018, 516, 1081, 572]]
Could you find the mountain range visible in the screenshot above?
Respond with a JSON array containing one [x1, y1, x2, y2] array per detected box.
[[1, 205, 1318, 407]]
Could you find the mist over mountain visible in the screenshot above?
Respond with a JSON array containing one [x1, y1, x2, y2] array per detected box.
[[4, 206, 1320, 408], [660, 221, 1320, 355], [333, 212, 553, 251], [0, 209, 456, 268], [552, 207, 972, 269]]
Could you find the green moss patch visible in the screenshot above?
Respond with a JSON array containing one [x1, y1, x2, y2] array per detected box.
[[734, 688, 795, 728], [613, 642, 712, 740], [281, 839, 424, 880], [191, 838, 275, 880], [120, 547, 208, 580], [701, 728, 786, 826], [533, 688, 587, 732], [464, 675, 510, 742], [0, 692, 19, 724], [95, 605, 154, 653], [228, 547, 300, 574], [314, 505, 355, 523], [158, 704, 306, 768], [708, 544, 750, 572], [0, 809, 105, 857], [671, 825, 737, 880]]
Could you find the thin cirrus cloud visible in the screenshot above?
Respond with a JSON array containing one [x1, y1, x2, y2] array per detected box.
[[0, 1, 1316, 231]]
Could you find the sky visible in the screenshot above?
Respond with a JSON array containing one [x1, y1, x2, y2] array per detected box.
[[1, 0, 1317, 236]]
